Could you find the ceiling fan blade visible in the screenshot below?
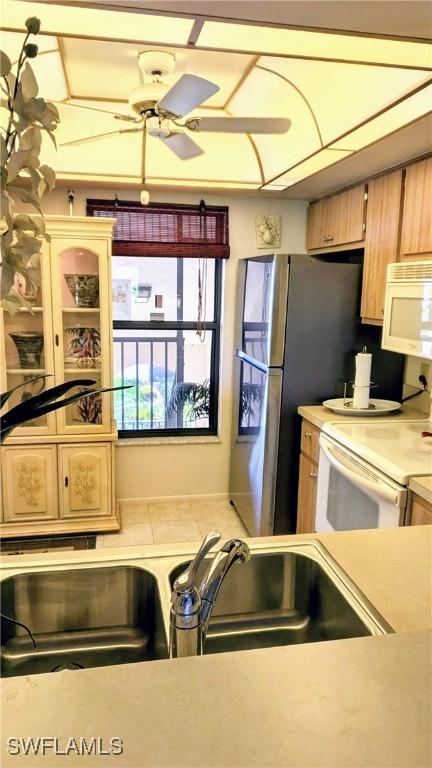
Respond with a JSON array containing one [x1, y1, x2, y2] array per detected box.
[[60, 128, 141, 147], [53, 100, 138, 122], [161, 131, 204, 160], [189, 117, 292, 134], [157, 74, 219, 117]]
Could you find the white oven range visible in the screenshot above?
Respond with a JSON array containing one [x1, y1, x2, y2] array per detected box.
[[315, 420, 432, 532]]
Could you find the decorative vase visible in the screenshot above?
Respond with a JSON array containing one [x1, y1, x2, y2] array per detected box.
[[9, 332, 44, 369], [64, 274, 99, 308]]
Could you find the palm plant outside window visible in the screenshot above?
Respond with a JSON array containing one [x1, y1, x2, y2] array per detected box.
[[87, 200, 228, 437]]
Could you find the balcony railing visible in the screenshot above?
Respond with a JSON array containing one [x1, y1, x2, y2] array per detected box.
[[113, 335, 210, 432], [113, 335, 180, 431]]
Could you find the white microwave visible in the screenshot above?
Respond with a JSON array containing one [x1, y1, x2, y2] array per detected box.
[[382, 261, 432, 359]]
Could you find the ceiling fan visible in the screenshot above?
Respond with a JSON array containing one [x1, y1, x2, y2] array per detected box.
[[58, 51, 291, 160]]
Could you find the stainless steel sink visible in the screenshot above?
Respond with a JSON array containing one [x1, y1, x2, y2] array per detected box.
[[0, 541, 391, 676], [169, 549, 392, 655], [1, 566, 167, 677]]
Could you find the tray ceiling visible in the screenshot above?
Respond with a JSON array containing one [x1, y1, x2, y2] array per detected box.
[[1, 0, 431, 197]]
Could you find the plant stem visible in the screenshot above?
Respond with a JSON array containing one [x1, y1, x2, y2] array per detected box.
[[4, 33, 30, 151], [1, 76, 12, 108], [13, 33, 30, 100], [8, 131, 18, 160]]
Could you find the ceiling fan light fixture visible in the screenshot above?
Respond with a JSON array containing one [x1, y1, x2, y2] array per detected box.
[[128, 82, 170, 114], [147, 116, 171, 139], [138, 51, 176, 79]]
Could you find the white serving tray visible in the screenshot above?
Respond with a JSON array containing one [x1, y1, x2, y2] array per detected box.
[[323, 398, 402, 416]]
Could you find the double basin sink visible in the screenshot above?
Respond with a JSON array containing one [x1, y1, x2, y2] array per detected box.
[[0, 541, 392, 677]]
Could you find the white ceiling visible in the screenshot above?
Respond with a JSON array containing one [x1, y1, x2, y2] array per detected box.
[[2, 0, 432, 198], [61, 38, 254, 107]]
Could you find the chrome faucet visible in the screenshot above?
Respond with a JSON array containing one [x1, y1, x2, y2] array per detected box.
[[169, 531, 250, 658]]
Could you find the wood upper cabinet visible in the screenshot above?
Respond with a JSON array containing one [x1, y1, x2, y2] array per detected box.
[[361, 170, 403, 324], [328, 185, 366, 247], [306, 199, 324, 250], [307, 184, 366, 250], [400, 157, 432, 260]]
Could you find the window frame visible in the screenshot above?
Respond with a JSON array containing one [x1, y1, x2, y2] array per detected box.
[[113, 256, 223, 439]]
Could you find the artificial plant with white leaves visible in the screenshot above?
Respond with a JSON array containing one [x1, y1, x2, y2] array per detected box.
[[1, 17, 59, 314]]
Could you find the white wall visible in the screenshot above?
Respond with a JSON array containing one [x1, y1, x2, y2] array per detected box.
[[41, 187, 308, 499], [403, 355, 432, 417]]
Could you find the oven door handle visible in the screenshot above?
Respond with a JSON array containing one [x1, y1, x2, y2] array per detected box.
[[320, 441, 406, 508]]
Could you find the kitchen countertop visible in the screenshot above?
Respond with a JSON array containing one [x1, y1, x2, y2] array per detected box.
[[1, 526, 431, 767], [298, 403, 426, 430], [410, 475, 432, 504], [1, 631, 430, 768]]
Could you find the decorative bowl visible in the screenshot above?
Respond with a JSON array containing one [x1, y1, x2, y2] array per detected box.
[[9, 332, 44, 369], [64, 274, 99, 308]]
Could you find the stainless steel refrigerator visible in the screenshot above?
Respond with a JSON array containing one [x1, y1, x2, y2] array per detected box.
[[229, 254, 404, 537]]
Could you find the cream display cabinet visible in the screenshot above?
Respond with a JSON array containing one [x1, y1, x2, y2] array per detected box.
[[0, 215, 119, 538]]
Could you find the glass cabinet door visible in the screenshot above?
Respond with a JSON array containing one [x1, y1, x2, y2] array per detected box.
[[1, 247, 56, 436], [52, 239, 112, 434]]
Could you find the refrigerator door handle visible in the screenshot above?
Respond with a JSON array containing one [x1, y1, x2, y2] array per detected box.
[[260, 368, 284, 535], [319, 439, 406, 508], [235, 349, 269, 374], [268, 255, 289, 367]]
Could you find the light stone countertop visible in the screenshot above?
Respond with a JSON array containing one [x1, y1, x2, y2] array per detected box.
[[1, 631, 431, 768], [409, 475, 432, 505], [298, 403, 426, 430], [1, 526, 431, 768]]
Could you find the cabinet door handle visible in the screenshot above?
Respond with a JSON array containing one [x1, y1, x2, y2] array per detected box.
[[64, 476, 69, 488], [304, 432, 312, 437], [55, 334, 59, 346], [327, 235, 334, 242], [309, 472, 318, 478]]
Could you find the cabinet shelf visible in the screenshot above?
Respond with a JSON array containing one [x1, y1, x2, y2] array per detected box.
[[16, 307, 44, 313], [62, 307, 100, 313], [64, 367, 101, 374], [6, 368, 46, 375]]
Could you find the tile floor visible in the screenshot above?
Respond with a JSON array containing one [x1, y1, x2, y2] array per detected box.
[[98, 498, 248, 548]]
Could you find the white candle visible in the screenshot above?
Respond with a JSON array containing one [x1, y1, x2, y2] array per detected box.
[[353, 350, 372, 409]]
